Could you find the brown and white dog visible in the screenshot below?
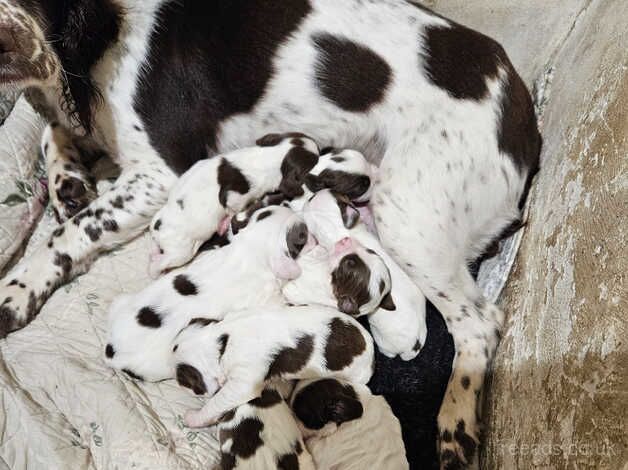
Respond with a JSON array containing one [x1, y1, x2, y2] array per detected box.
[[172, 304, 374, 428], [0, 1, 541, 467]]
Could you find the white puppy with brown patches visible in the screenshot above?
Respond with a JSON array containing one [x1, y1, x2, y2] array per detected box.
[[148, 132, 319, 278], [172, 304, 374, 428], [291, 378, 408, 470], [105, 205, 312, 382], [216, 381, 315, 470], [283, 189, 427, 361]]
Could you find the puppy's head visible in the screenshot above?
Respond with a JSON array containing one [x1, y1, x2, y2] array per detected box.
[[329, 237, 393, 316], [290, 378, 364, 438], [104, 294, 178, 382], [305, 148, 377, 203], [148, 208, 198, 279], [229, 204, 316, 280]]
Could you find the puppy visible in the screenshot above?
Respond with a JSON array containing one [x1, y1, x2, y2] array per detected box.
[[148, 132, 319, 277], [173, 304, 375, 428], [105, 205, 313, 382], [291, 378, 408, 470], [216, 381, 315, 470], [285, 189, 427, 360]]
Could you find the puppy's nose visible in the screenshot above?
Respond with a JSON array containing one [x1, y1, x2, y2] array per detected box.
[[334, 237, 353, 254]]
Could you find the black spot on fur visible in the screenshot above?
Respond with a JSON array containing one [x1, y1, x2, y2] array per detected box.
[[57, 177, 89, 217], [136, 306, 161, 328], [218, 334, 229, 358], [105, 343, 115, 358], [173, 274, 198, 296], [279, 147, 319, 197], [52, 226, 65, 238], [53, 252, 73, 277], [461, 375, 470, 390], [217, 159, 251, 207], [102, 219, 118, 232], [413, 339, 422, 352], [256, 209, 273, 221], [249, 388, 283, 408], [84, 224, 102, 242], [331, 156, 345, 163], [219, 452, 236, 470], [256, 132, 311, 147], [225, 418, 265, 458], [134, 0, 312, 174], [265, 335, 314, 380], [110, 195, 124, 209], [176, 198, 184, 209], [198, 232, 230, 252], [312, 33, 392, 112], [331, 254, 371, 315], [153, 219, 162, 231], [122, 369, 144, 381], [176, 363, 207, 395], [379, 292, 396, 311], [325, 317, 366, 371], [277, 453, 299, 470], [292, 378, 363, 430], [286, 222, 309, 259], [454, 420, 477, 463]]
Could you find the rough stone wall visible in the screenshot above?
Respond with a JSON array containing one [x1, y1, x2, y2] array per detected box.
[[425, 0, 627, 468]]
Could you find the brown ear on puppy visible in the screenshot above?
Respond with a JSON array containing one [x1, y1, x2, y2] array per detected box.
[[176, 363, 207, 395], [256, 133, 284, 147], [378, 291, 396, 311]]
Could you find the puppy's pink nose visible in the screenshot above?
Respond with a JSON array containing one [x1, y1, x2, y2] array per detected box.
[[334, 237, 353, 254]]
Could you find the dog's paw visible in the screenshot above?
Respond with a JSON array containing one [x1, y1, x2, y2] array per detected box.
[[0, 280, 38, 338], [438, 392, 480, 470]]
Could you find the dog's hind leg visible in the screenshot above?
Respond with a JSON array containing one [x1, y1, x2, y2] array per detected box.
[[0, 160, 176, 337]]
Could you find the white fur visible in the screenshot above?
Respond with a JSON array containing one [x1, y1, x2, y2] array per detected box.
[[173, 305, 374, 428], [105, 205, 309, 381]]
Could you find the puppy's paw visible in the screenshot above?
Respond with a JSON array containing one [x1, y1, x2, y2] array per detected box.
[[438, 390, 480, 470], [0, 281, 38, 338]]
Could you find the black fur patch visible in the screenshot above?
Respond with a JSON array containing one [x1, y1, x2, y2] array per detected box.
[[217, 159, 251, 207], [53, 252, 73, 277], [292, 378, 363, 430], [198, 232, 230, 252], [305, 170, 371, 200], [105, 343, 115, 358], [218, 334, 229, 358], [84, 224, 102, 242], [379, 292, 396, 311], [324, 317, 366, 371], [102, 219, 118, 232], [256, 209, 273, 221], [454, 419, 477, 463], [331, 254, 371, 315], [423, 23, 501, 101], [136, 306, 161, 328], [279, 147, 319, 197], [286, 222, 309, 259], [153, 219, 162, 231], [312, 33, 392, 111], [461, 375, 470, 390], [34, 0, 122, 131], [256, 132, 311, 147], [224, 418, 264, 458], [249, 388, 283, 408], [265, 334, 314, 380], [277, 453, 299, 470], [57, 177, 89, 217], [173, 274, 198, 296], [176, 363, 207, 395], [188, 317, 217, 327], [134, 0, 312, 174]]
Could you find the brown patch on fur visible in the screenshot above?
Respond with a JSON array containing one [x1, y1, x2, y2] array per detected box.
[[265, 335, 314, 380], [324, 318, 366, 370]]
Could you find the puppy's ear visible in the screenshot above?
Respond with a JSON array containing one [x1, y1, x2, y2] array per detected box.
[[279, 147, 319, 198], [176, 363, 207, 395], [270, 223, 305, 280], [340, 203, 360, 229], [378, 292, 396, 311], [304, 173, 325, 193], [256, 133, 283, 147], [337, 296, 359, 316]]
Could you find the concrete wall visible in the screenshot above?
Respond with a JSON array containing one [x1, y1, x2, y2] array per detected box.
[[426, 1, 627, 468]]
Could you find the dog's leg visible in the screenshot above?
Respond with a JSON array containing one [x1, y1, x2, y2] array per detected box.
[[0, 162, 176, 337], [184, 378, 259, 428], [42, 123, 98, 223]]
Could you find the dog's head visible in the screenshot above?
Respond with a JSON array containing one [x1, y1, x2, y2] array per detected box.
[[290, 378, 364, 438], [304, 148, 377, 203], [229, 204, 316, 280]]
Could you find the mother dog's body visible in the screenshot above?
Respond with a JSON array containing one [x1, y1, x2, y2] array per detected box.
[[0, 1, 541, 468]]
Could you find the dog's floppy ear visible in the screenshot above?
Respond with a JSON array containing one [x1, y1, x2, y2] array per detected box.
[[256, 133, 283, 147], [279, 147, 319, 198], [176, 363, 207, 395], [270, 221, 308, 280], [378, 291, 396, 311]]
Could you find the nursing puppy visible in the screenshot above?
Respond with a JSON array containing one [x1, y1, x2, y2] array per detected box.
[[173, 305, 374, 428], [105, 205, 312, 382], [291, 378, 408, 470], [217, 381, 315, 470], [284, 189, 427, 360], [148, 132, 319, 277]]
